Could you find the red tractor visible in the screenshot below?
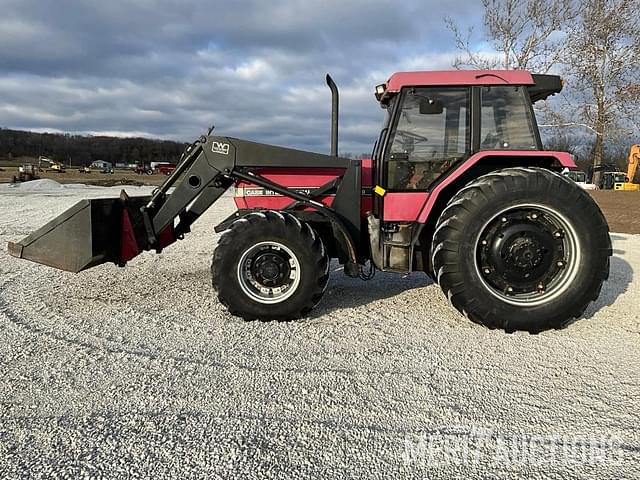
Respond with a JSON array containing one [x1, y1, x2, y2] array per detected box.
[[134, 163, 154, 175], [8, 70, 611, 333]]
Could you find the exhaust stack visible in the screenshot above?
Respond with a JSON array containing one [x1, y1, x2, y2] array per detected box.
[[326, 74, 339, 157]]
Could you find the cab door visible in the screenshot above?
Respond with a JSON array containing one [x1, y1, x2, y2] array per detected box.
[[380, 87, 471, 222]]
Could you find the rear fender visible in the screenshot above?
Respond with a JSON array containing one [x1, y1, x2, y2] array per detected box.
[[413, 151, 575, 274], [416, 151, 575, 224]]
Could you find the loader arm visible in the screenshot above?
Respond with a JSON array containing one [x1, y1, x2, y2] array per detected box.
[[8, 133, 363, 274], [146, 135, 363, 267]]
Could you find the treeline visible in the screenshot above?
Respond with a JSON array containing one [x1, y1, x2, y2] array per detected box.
[[0, 128, 185, 166]]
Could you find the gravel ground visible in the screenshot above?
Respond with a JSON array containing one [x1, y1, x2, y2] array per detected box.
[[0, 182, 638, 479]]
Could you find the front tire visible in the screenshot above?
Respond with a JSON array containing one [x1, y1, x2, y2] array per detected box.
[[431, 167, 611, 333], [212, 211, 329, 321]]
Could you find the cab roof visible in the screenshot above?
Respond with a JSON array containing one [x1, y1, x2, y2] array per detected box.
[[388, 70, 534, 89], [377, 70, 561, 104]]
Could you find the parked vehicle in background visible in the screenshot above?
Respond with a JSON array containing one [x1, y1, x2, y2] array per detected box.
[[158, 164, 177, 175], [562, 168, 596, 190], [614, 145, 640, 191], [91, 160, 113, 174], [78, 166, 91, 174], [134, 163, 154, 175], [12, 164, 39, 183], [38, 156, 66, 173], [600, 171, 628, 190], [48, 162, 66, 173], [150, 161, 171, 171]]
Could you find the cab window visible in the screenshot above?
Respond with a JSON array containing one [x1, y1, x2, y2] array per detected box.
[[480, 86, 538, 150], [386, 88, 470, 190]]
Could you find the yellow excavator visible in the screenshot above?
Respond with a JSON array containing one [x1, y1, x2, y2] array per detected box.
[[614, 145, 640, 191], [38, 156, 66, 173]]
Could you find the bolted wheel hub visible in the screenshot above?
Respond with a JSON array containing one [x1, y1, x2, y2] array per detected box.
[[251, 252, 291, 287], [476, 205, 579, 305], [508, 237, 544, 269], [237, 241, 301, 304]]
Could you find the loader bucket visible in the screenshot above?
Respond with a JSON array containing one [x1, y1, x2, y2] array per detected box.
[[7, 193, 152, 273]]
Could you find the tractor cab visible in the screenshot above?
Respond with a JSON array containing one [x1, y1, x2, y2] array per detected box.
[[368, 71, 562, 272], [371, 71, 558, 205]]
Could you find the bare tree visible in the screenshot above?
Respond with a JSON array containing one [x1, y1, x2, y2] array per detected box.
[[563, 0, 640, 183], [448, 0, 640, 181], [446, 0, 575, 72]]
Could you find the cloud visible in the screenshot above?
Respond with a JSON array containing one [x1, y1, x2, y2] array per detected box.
[[0, 0, 480, 154]]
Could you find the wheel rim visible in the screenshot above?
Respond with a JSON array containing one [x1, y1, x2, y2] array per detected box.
[[475, 204, 581, 306], [237, 241, 301, 304]]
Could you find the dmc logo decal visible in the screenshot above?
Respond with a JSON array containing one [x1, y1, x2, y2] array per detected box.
[[211, 141, 230, 155]]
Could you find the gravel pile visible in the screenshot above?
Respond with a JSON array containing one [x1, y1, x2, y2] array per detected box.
[[6, 179, 67, 191], [0, 185, 638, 479]]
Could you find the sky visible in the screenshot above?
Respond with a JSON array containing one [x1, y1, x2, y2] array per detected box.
[[0, 0, 481, 154]]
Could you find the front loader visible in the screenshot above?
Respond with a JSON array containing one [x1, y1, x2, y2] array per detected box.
[[8, 70, 612, 333]]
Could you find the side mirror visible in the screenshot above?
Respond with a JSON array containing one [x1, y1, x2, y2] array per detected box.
[[419, 98, 444, 115]]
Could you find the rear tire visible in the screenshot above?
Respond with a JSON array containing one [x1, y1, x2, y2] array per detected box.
[[212, 211, 329, 321], [431, 167, 611, 333]]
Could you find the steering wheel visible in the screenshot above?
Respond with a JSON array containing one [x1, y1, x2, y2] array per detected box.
[[396, 130, 429, 144]]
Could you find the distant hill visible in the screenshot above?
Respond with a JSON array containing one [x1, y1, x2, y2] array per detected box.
[[0, 128, 185, 166]]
